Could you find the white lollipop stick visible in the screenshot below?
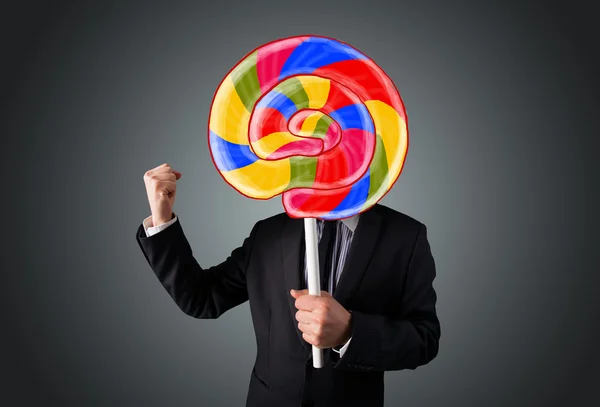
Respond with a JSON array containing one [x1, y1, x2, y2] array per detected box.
[[303, 218, 324, 368]]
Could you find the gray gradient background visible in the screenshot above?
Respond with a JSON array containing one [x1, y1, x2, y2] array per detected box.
[[2, 0, 599, 406]]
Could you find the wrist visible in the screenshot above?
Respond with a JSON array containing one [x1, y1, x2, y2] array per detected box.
[[339, 310, 353, 346], [152, 212, 174, 227]]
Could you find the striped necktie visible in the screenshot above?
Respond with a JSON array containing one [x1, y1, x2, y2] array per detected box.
[[318, 220, 336, 293]]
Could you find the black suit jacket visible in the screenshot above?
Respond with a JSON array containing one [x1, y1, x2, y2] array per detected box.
[[136, 203, 440, 406]]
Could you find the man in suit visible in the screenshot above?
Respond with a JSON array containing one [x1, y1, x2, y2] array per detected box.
[[136, 163, 440, 406]]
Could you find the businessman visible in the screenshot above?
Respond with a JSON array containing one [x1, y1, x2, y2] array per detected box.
[[136, 163, 440, 406]]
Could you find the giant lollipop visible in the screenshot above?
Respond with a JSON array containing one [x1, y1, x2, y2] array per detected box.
[[208, 35, 408, 367]]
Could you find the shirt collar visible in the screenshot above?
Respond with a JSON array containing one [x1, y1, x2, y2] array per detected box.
[[340, 214, 360, 233], [316, 214, 360, 233]]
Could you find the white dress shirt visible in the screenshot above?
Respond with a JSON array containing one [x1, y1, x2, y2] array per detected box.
[[142, 213, 357, 358]]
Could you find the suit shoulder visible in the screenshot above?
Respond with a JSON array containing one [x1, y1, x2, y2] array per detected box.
[[373, 204, 425, 231], [253, 206, 426, 233], [254, 211, 289, 229]]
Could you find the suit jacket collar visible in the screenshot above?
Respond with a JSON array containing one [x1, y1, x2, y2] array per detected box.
[[281, 205, 382, 352]]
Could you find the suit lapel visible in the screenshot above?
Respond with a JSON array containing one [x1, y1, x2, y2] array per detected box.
[[333, 206, 382, 307], [281, 216, 310, 352]]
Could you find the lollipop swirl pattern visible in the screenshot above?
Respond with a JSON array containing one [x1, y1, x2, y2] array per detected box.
[[209, 36, 408, 219]]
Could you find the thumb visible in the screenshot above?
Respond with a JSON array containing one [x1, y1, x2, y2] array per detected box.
[[290, 289, 308, 298], [320, 290, 332, 297], [174, 170, 183, 180]]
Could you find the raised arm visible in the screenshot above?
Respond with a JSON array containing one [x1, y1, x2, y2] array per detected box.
[[136, 215, 259, 318], [136, 162, 258, 318]]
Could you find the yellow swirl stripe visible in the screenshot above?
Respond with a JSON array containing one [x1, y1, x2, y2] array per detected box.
[[296, 76, 331, 109], [222, 158, 290, 199], [209, 76, 250, 145]]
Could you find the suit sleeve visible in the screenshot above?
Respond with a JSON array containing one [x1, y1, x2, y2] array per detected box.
[[136, 216, 260, 319], [333, 223, 440, 371]]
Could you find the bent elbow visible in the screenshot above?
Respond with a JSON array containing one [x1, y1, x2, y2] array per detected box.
[[405, 326, 440, 370], [180, 300, 221, 319], [182, 307, 217, 319], [174, 291, 221, 319], [418, 327, 440, 368], [423, 336, 439, 365]]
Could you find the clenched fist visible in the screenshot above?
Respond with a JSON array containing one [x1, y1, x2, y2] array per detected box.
[[143, 163, 182, 227], [291, 289, 353, 349]]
